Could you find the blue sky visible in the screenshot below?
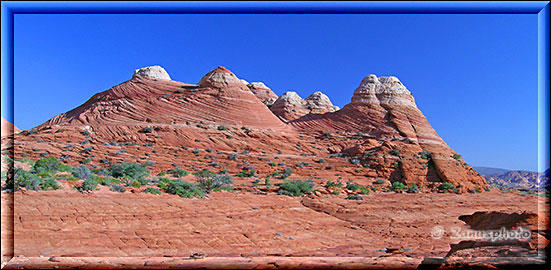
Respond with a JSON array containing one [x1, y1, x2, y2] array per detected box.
[[8, 13, 539, 171]]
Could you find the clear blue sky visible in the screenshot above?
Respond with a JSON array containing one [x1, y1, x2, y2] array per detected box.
[[9, 13, 539, 171]]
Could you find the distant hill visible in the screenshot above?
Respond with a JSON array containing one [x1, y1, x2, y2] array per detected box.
[[474, 167, 550, 191], [473, 166, 510, 177]]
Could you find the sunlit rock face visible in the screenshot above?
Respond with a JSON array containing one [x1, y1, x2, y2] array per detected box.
[[246, 82, 279, 107], [132, 65, 172, 81], [270, 91, 339, 122]]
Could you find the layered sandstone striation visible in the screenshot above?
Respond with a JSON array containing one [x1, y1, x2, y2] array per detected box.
[[8, 67, 487, 192], [246, 82, 278, 107], [290, 74, 486, 191]]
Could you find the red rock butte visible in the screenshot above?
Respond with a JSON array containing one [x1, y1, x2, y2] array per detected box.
[[9, 65, 487, 192]]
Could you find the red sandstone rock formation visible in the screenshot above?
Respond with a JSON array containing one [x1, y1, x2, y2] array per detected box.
[[289, 74, 487, 191], [1, 117, 20, 138], [245, 82, 278, 107], [8, 67, 487, 192], [270, 91, 339, 122]]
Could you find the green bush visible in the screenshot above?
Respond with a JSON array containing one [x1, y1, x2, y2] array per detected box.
[[324, 180, 342, 188], [374, 179, 386, 185], [392, 181, 406, 190], [39, 178, 60, 190], [33, 157, 60, 173], [407, 183, 420, 193], [165, 180, 204, 198], [277, 180, 314, 197], [72, 165, 92, 179], [346, 181, 360, 191], [195, 170, 233, 192], [167, 167, 188, 177], [359, 186, 370, 195], [389, 149, 400, 156], [438, 182, 456, 191], [236, 168, 255, 178], [76, 178, 98, 192], [13, 168, 39, 191], [452, 153, 462, 160], [109, 184, 126, 193], [345, 194, 363, 200], [143, 187, 161, 195], [141, 127, 153, 133], [109, 162, 149, 180]]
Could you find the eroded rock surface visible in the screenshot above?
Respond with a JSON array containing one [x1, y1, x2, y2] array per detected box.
[[132, 65, 171, 81]]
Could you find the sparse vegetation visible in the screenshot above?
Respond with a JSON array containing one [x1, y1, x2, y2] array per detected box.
[[76, 178, 98, 193], [167, 167, 188, 177], [143, 187, 161, 195], [392, 181, 406, 191], [345, 194, 363, 200], [108, 162, 149, 181], [277, 179, 314, 197], [325, 180, 342, 188], [389, 149, 400, 156], [165, 180, 204, 198]]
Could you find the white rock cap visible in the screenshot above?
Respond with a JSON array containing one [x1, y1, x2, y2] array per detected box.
[[133, 65, 171, 80]]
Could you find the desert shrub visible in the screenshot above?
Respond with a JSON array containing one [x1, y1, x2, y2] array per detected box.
[[269, 162, 277, 167], [296, 162, 309, 168], [277, 180, 314, 197], [281, 167, 293, 179], [27, 129, 38, 135], [374, 179, 386, 185], [165, 180, 204, 198], [346, 181, 360, 191], [217, 125, 227, 130], [359, 186, 370, 195], [143, 161, 155, 167], [81, 130, 91, 136], [324, 180, 342, 188], [195, 171, 233, 192], [192, 148, 199, 154], [326, 165, 333, 170], [143, 187, 161, 195], [76, 178, 98, 192], [316, 159, 326, 164], [236, 168, 256, 178], [72, 165, 92, 179], [141, 127, 153, 133], [438, 182, 456, 191], [108, 162, 149, 180], [452, 153, 462, 160], [345, 194, 363, 200], [80, 158, 91, 164], [13, 168, 39, 191], [350, 159, 361, 165], [392, 181, 406, 190], [33, 157, 60, 173], [39, 178, 60, 190], [407, 183, 419, 193], [109, 184, 126, 193], [167, 167, 188, 177], [419, 151, 432, 160], [389, 149, 400, 156]]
